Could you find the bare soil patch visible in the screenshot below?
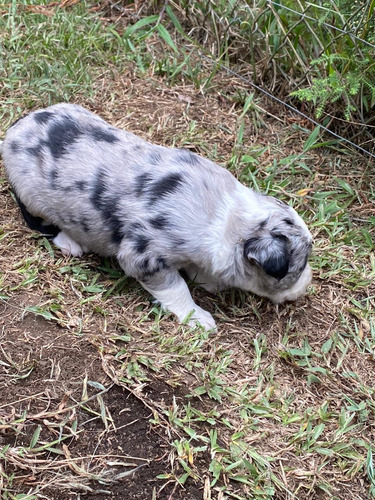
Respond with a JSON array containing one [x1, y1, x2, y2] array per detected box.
[[0, 300, 206, 499]]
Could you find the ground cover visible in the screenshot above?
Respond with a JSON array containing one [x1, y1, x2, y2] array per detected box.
[[0, 2, 374, 499]]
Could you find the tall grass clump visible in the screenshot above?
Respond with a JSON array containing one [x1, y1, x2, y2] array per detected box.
[[161, 0, 375, 152]]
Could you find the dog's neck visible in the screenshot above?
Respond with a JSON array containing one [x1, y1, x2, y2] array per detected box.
[[203, 186, 262, 278]]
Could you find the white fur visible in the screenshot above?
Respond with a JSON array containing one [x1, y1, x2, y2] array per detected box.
[[53, 231, 87, 257], [142, 276, 216, 330]]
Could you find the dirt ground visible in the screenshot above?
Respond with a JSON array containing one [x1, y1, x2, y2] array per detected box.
[[0, 302, 205, 499]]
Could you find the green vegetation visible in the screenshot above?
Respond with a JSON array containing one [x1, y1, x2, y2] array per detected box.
[[162, 0, 375, 151], [0, 0, 146, 126], [2, 0, 373, 144]]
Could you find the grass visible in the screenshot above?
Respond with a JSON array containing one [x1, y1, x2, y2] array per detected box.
[[0, 1, 375, 499], [0, 0, 151, 127], [161, 0, 375, 153]]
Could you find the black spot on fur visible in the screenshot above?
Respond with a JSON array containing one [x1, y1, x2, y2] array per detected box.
[[177, 149, 201, 166], [129, 222, 146, 233], [140, 256, 168, 278], [258, 220, 267, 230], [156, 257, 168, 270], [26, 144, 43, 157], [124, 222, 141, 240], [134, 235, 149, 254], [75, 180, 88, 191], [149, 215, 170, 230], [244, 238, 258, 256], [172, 237, 186, 246], [110, 223, 124, 244], [46, 117, 82, 159], [130, 222, 145, 231], [262, 235, 289, 280], [135, 173, 153, 196], [91, 169, 106, 210], [90, 169, 124, 244], [283, 218, 294, 226], [80, 218, 90, 232], [123, 222, 148, 248], [148, 173, 183, 204], [10, 141, 20, 153], [34, 111, 54, 124], [140, 258, 151, 275], [50, 168, 59, 189], [105, 202, 124, 244], [244, 234, 289, 281], [91, 126, 119, 143]]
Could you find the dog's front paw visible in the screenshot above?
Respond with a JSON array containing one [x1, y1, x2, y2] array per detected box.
[[184, 307, 217, 331], [139, 273, 217, 332]]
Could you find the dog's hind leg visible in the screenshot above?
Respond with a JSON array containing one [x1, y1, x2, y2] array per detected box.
[[13, 192, 60, 238], [13, 191, 86, 257], [52, 231, 87, 257]]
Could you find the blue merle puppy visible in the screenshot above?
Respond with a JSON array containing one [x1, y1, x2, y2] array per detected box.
[[0, 103, 312, 330]]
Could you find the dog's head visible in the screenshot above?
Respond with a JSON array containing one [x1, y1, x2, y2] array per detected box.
[[241, 198, 312, 303]]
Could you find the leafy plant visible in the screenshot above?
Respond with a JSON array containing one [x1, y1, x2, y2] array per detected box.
[[291, 54, 375, 120]]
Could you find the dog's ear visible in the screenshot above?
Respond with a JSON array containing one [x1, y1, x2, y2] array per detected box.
[[244, 232, 289, 280]]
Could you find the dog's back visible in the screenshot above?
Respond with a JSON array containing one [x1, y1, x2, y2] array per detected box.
[[2, 104, 240, 259]]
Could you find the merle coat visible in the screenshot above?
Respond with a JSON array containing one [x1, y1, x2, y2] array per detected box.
[[1, 103, 313, 329]]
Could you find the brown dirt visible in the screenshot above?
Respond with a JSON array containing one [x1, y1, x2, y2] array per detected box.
[[0, 301, 206, 499]]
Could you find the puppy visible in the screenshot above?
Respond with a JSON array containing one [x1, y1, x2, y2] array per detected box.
[[0, 104, 312, 329]]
